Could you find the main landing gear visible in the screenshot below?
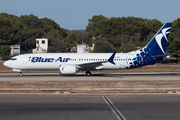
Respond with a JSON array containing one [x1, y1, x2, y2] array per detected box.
[[19, 72, 23, 77], [86, 71, 91, 76]]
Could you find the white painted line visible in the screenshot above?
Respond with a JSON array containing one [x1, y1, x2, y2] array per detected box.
[[103, 96, 121, 120], [103, 96, 127, 120], [106, 96, 127, 120]]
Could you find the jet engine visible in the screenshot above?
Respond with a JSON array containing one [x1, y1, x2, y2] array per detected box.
[[59, 65, 78, 75]]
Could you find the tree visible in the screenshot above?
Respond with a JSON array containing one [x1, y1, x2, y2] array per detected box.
[[48, 46, 56, 53], [46, 29, 67, 52], [118, 42, 137, 53], [66, 32, 80, 50], [1, 45, 10, 56], [0, 13, 68, 52], [0, 45, 2, 54], [1, 45, 11, 60], [93, 40, 116, 53], [166, 37, 180, 53]]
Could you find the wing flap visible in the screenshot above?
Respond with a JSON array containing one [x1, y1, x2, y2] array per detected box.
[[77, 51, 116, 70], [77, 61, 105, 69]]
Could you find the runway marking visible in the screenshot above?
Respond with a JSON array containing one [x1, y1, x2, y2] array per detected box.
[[103, 96, 127, 120]]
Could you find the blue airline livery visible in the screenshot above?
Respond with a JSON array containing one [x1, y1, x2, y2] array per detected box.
[[30, 57, 71, 62], [4, 23, 173, 76]]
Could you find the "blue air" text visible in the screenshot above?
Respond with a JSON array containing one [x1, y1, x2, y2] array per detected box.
[[30, 57, 70, 63]]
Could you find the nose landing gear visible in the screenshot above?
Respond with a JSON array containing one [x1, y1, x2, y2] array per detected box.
[[19, 72, 23, 77], [12, 69, 23, 76]]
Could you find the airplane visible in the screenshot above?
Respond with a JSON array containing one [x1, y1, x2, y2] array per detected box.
[[3, 23, 172, 76]]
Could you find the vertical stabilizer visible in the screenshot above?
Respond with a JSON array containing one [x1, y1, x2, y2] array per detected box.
[[144, 23, 172, 55]]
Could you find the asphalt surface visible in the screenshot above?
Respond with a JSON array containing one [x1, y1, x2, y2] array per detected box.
[[110, 94, 180, 120], [0, 94, 180, 120], [0, 94, 116, 120], [0, 72, 180, 81]]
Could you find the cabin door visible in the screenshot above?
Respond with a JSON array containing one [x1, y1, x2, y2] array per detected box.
[[22, 55, 27, 64]]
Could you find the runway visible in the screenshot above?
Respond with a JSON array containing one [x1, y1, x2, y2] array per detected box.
[[0, 94, 180, 120], [0, 72, 180, 81], [0, 72, 180, 119]]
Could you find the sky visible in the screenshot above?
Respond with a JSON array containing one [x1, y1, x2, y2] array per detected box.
[[0, 0, 180, 30]]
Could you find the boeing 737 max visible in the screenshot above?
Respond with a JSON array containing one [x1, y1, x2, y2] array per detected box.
[[3, 23, 172, 76]]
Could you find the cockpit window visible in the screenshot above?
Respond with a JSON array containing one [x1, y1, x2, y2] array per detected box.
[[11, 58, 17, 61]]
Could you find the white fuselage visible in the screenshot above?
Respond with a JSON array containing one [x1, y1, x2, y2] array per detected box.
[[4, 53, 136, 71]]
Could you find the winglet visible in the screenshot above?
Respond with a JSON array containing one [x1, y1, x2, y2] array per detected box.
[[106, 49, 109, 53], [108, 51, 116, 65]]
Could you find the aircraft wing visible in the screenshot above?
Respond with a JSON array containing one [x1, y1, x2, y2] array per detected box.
[[77, 61, 105, 70], [77, 51, 116, 70]]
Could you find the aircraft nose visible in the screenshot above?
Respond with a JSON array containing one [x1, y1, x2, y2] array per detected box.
[[3, 61, 9, 67]]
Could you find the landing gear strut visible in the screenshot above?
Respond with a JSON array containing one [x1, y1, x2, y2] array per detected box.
[[19, 72, 23, 77], [86, 71, 91, 76]]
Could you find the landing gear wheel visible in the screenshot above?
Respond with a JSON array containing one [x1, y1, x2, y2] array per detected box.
[[19, 73, 23, 77], [86, 71, 91, 76]]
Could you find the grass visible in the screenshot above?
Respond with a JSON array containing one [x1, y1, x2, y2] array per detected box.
[[1, 80, 180, 93]]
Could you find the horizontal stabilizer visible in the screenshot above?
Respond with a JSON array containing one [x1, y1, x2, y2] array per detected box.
[[106, 49, 109, 53], [152, 53, 176, 58]]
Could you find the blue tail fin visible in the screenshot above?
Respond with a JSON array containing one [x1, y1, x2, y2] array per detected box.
[[144, 23, 172, 55]]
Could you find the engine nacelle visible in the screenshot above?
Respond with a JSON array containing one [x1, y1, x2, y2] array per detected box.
[[59, 65, 78, 75]]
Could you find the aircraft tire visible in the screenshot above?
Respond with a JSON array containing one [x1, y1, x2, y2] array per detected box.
[[19, 73, 23, 77], [86, 71, 91, 76]]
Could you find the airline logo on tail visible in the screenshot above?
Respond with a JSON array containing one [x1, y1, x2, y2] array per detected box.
[[145, 23, 172, 55], [155, 27, 171, 53]]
